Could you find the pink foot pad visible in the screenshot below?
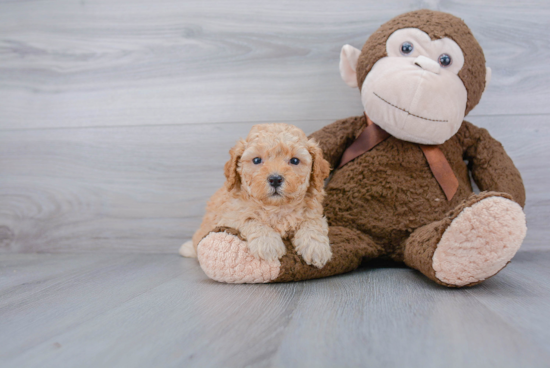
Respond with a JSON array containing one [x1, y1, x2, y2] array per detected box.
[[197, 231, 281, 283], [433, 196, 527, 286]]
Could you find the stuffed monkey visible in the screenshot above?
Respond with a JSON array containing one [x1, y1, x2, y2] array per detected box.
[[195, 9, 527, 287]]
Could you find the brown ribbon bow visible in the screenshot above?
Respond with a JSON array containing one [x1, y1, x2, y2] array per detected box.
[[337, 114, 459, 201]]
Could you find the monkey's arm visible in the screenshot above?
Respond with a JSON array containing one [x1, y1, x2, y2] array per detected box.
[[308, 115, 366, 169], [460, 121, 526, 207]]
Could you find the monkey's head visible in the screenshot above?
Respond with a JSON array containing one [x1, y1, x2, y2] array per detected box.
[[340, 10, 490, 144]]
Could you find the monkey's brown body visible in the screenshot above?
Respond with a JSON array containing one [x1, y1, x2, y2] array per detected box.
[[194, 10, 528, 286], [295, 115, 523, 286], [314, 115, 525, 258]]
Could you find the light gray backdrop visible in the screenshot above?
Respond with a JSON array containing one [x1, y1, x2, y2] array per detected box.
[[1, 0, 548, 254]]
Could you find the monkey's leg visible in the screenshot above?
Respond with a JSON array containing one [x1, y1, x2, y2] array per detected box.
[[274, 226, 384, 282], [403, 192, 526, 287], [196, 226, 383, 283]]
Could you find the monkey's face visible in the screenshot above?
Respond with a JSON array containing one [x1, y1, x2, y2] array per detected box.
[[340, 26, 491, 145], [362, 28, 467, 144]]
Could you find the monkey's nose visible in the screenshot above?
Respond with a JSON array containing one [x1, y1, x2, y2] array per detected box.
[[268, 175, 284, 188], [414, 55, 440, 74]]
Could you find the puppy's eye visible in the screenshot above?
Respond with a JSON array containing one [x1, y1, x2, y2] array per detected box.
[[252, 157, 262, 165], [289, 157, 300, 165]]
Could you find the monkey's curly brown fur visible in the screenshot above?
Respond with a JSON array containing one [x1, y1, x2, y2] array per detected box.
[[310, 116, 525, 261]]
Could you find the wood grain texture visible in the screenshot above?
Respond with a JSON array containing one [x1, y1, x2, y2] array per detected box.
[[1, 115, 548, 253], [0, 0, 549, 254], [1, 251, 550, 368], [1, 1, 549, 366], [0, 0, 549, 130]]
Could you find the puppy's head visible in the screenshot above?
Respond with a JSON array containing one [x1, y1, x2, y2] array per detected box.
[[224, 123, 330, 205]]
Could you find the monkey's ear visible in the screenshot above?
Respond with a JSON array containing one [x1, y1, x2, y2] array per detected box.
[[484, 67, 492, 93], [339, 45, 362, 88], [224, 139, 246, 192]]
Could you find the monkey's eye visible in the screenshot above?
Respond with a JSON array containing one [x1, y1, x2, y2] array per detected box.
[[290, 157, 300, 165], [252, 157, 262, 164], [400, 41, 414, 55], [438, 54, 452, 67]]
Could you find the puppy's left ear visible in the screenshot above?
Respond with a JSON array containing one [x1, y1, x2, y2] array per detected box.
[[307, 138, 331, 194], [224, 139, 246, 192]]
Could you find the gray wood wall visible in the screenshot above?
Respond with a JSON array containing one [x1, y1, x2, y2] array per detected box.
[[1, 0, 548, 254]]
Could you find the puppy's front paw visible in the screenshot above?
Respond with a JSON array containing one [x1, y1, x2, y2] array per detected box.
[[248, 235, 286, 262], [293, 231, 332, 268]]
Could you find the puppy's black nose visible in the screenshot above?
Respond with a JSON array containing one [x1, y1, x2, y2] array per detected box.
[[268, 175, 284, 188]]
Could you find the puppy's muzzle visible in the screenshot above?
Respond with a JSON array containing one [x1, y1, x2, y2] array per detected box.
[[268, 174, 284, 188]]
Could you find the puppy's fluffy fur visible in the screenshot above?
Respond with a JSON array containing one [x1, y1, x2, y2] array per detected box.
[[180, 123, 332, 268]]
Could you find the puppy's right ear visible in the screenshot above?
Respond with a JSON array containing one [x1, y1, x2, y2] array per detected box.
[[224, 139, 246, 191]]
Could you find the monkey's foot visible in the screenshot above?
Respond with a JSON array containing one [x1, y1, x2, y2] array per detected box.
[[197, 228, 281, 283], [432, 195, 526, 287]]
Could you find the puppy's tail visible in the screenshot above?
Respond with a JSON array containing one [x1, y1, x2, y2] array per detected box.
[[179, 240, 197, 258]]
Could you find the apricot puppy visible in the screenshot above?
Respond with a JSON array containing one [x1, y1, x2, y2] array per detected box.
[[180, 123, 332, 268]]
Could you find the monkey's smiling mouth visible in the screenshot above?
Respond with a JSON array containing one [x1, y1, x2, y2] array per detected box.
[[373, 92, 448, 123]]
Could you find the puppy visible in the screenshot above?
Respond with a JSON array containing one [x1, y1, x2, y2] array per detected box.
[[179, 123, 332, 268]]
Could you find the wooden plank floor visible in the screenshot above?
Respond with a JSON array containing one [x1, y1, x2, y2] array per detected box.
[[1, 251, 550, 368]]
